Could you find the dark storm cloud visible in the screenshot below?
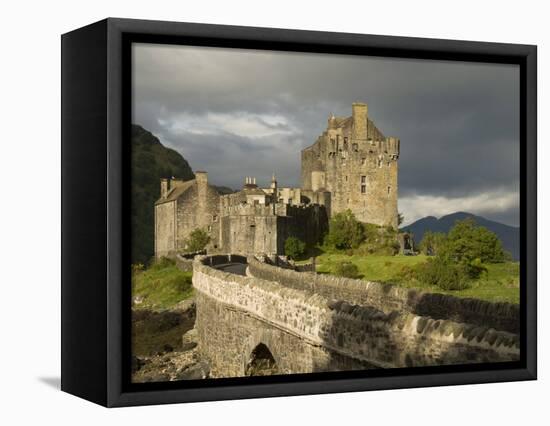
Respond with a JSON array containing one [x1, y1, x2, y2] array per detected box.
[[132, 44, 520, 226]]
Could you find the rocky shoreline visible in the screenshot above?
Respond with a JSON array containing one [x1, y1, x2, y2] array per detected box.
[[131, 298, 211, 383]]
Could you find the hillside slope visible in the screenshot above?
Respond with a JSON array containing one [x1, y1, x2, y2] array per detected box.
[[401, 212, 520, 260], [131, 124, 194, 264]]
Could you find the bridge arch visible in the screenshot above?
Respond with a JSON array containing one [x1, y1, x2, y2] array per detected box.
[[242, 329, 287, 376], [245, 343, 279, 376]]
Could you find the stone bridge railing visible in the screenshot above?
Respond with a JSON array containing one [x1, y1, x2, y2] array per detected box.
[[193, 256, 519, 371], [248, 257, 520, 334]]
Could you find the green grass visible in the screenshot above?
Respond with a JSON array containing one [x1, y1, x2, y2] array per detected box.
[[315, 253, 520, 304], [132, 261, 194, 310]]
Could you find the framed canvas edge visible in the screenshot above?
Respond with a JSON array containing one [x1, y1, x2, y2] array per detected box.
[[97, 18, 536, 407]]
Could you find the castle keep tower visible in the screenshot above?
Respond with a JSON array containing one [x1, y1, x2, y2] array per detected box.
[[301, 102, 400, 228]]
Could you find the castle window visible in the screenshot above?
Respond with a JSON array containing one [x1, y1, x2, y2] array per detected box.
[[387, 186, 391, 196], [361, 175, 366, 194], [345, 175, 348, 182], [212, 214, 218, 222], [361, 157, 366, 165], [352, 143, 358, 152]]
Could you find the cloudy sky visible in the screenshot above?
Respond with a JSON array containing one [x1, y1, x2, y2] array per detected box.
[[132, 43, 520, 227]]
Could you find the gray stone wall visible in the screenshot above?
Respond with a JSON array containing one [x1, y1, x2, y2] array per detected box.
[[154, 200, 176, 258], [174, 254, 195, 272], [217, 194, 328, 256], [247, 257, 520, 334], [193, 256, 519, 377], [176, 182, 220, 251]]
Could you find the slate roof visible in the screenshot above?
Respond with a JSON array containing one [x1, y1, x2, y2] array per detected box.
[[155, 180, 195, 205]]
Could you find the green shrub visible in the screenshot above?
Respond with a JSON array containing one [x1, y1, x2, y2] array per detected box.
[[284, 236, 306, 259], [324, 210, 365, 250], [416, 257, 471, 291], [353, 223, 400, 256], [334, 262, 360, 279], [419, 231, 447, 256], [131, 263, 145, 274], [465, 257, 488, 279], [185, 228, 210, 252], [150, 256, 175, 271]]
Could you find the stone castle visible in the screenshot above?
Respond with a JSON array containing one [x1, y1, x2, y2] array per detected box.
[[154, 102, 400, 258]]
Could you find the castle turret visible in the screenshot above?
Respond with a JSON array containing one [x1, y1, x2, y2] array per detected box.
[[327, 113, 337, 130], [301, 102, 398, 228], [270, 173, 277, 190]]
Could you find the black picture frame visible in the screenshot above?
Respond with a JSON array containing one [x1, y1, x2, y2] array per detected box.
[[61, 17, 537, 407]]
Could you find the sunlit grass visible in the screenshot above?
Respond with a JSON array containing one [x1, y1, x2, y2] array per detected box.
[[315, 253, 519, 304], [132, 261, 194, 310]]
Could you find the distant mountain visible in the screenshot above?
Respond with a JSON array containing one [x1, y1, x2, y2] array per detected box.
[[131, 124, 194, 264], [401, 212, 520, 260]]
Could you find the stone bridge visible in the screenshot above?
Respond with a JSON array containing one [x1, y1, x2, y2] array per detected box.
[[191, 255, 520, 378]]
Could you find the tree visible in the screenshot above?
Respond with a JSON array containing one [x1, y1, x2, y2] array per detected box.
[[324, 210, 365, 250], [397, 212, 405, 227], [284, 236, 306, 259], [440, 218, 509, 263], [185, 228, 210, 253], [419, 231, 447, 256]]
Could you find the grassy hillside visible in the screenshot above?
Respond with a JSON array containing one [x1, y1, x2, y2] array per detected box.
[[131, 124, 194, 264], [315, 253, 519, 304], [132, 259, 194, 310]]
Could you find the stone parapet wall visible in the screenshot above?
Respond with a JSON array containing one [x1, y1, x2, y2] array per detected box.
[[247, 257, 519, 333], [324, 300, 518, 367], [175, 254, 194, 272], [194, 256, 519, 371]]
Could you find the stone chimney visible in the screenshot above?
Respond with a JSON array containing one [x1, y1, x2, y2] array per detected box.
[[160, 178, 169, 198], [195, 171, 208, 190], [352, 102, 368, 141]]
